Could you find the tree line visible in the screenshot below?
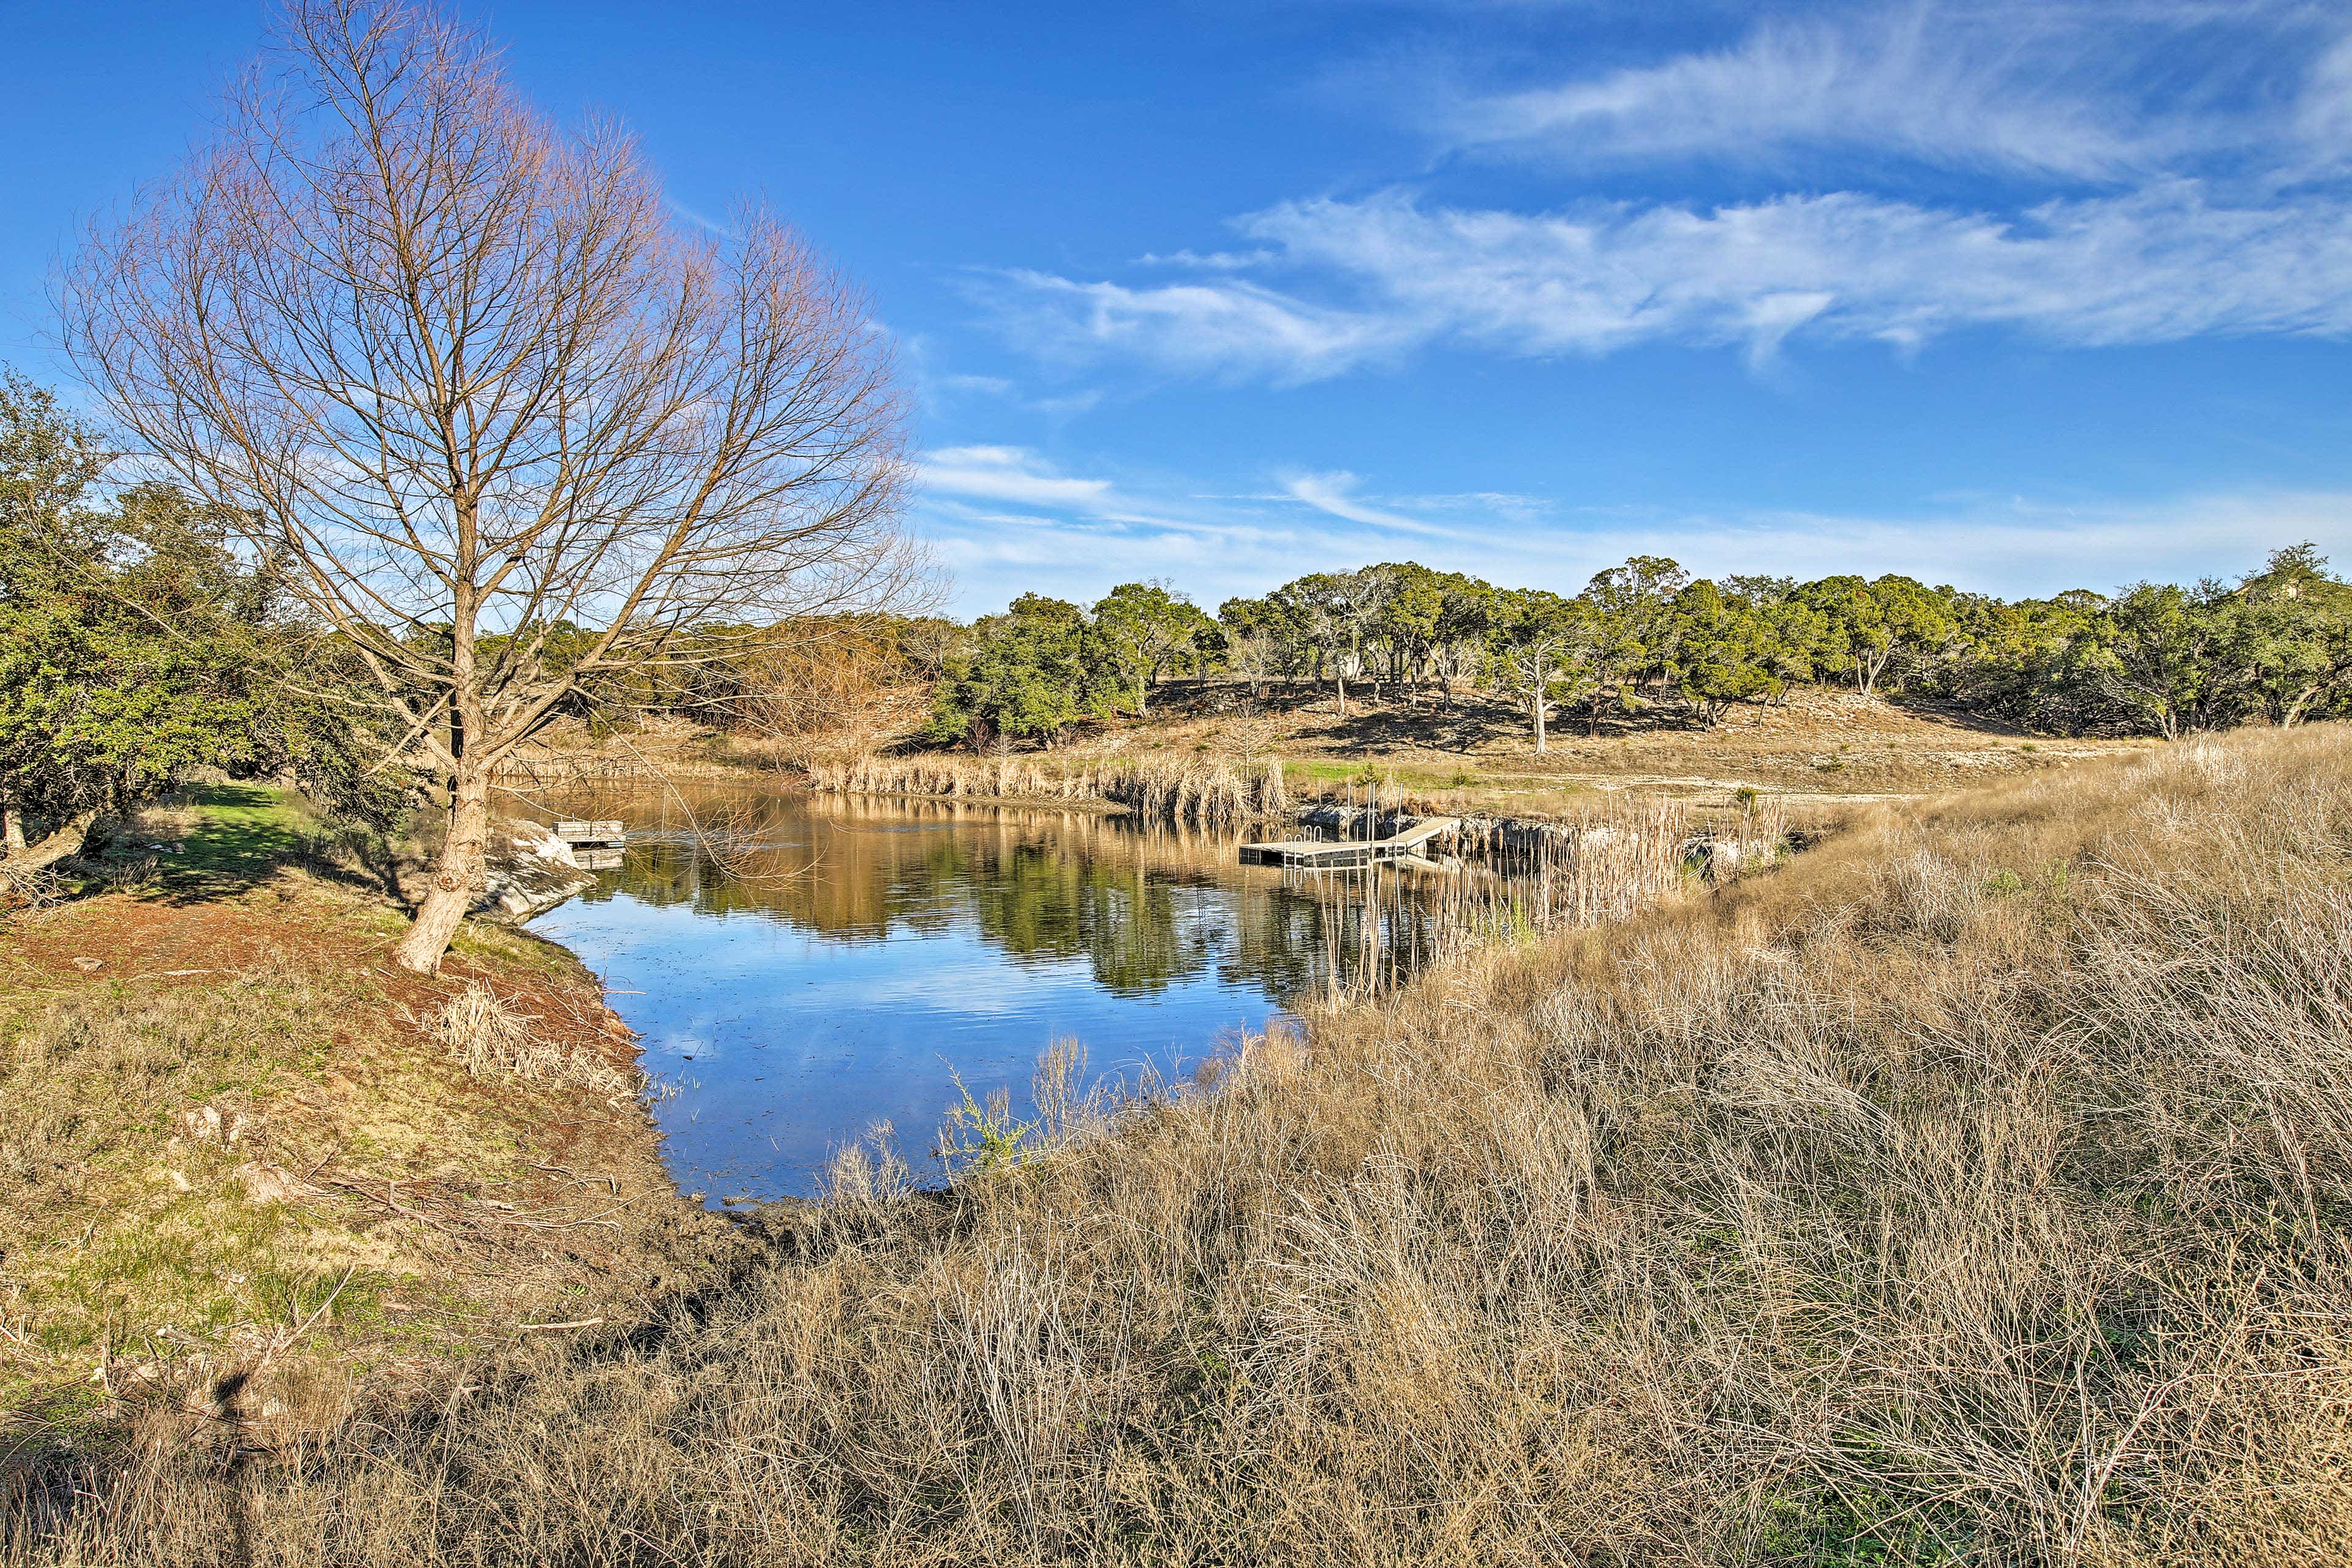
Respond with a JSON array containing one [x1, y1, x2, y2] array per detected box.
[[8, 1, 2348, 978], [927, 552, 2352, 751]]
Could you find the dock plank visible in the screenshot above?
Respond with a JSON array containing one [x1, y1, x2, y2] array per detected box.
[[1239, 817, 1459, 870]]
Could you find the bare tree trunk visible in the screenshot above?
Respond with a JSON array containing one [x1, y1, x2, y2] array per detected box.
[[1335, 671, 1347, 720], [1533, 695, 1547, 753], [65, 0, 915, 978], [393, 767, 490, 973], [1136, 676, 1148, 717], [1, 809, 100, 876], [2, 807, 23, 853]]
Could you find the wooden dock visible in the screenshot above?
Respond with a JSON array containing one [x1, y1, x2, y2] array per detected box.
[[1240, 816, 1460, 870], [554, 821, 626, 870]]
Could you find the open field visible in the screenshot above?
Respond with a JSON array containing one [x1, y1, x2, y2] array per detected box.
[[494, 684, 2153, 834], [0, 789, 729, 1458], [12, 723, 2346, 1564], [1070, 680, 2156, 818]]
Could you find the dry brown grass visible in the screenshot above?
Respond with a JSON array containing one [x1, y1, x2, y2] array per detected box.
[[12, 724, 2352, 1565], [1074, 680, 2154, 812], [418, 982, 636, 1098], [805, 751, 1289, 827]]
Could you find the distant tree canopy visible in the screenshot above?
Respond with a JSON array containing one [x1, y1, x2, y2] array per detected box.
[[929, 594, 1123, 747], [0, 372, 394, 864], [900, 545, 2352, 752]]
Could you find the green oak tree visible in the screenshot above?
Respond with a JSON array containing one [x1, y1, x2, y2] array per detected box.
[[928, 595, 1108, 746], [1091, 581, 1213, 717], [1, 373, 393, 875], [1484, 589, 1589, 752]]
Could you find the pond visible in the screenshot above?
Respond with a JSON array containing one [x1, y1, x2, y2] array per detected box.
[[532, 788, 1455, 1204]]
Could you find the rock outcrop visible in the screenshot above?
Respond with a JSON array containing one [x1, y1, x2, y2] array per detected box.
[[477, 821, 599, 921]]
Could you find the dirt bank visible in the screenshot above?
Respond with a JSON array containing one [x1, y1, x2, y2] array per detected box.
[[0, 788, 734, 1457]]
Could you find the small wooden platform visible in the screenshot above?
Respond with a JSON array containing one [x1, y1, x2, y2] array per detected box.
[[1240, 816, 1460, 870], [554, 819, 624, 845]]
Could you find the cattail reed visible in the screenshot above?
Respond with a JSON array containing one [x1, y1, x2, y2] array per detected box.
[[802, 753, 1289, 828], [1284, 797, 1712, 1005]]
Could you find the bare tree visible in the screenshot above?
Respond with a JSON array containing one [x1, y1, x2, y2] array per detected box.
[[64, 0, 916, 972], [735, 616, 941, 762]]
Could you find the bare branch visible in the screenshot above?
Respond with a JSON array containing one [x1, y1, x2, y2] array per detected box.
[[62, 0, 917, 972]]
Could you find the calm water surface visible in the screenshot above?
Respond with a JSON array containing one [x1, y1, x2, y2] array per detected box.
[[534, 789, 1428, 1204]]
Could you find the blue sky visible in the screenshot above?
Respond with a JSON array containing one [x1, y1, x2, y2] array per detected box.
[[6, 1, 2351, 614]]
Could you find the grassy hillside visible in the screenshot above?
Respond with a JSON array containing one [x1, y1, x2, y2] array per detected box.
[[501, 684, 2153, 822], [12, 726, 2352, 1565], [0, 790, 727, 1455]]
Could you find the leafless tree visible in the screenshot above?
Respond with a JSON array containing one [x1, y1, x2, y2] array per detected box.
[[64, 0, 919, 972], [734, 615, 942, 762]]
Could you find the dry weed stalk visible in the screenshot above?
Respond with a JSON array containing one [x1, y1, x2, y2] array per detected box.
[[805, 752, 1288, 828], [421, 983, 631, 1098]]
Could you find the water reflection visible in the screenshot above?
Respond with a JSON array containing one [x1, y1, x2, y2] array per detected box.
[[532, 788, 1441, 1202]]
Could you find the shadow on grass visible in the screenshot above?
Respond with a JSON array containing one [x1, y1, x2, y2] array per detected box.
[[156, 785, 311, 897], [119, 784, 403, 907]]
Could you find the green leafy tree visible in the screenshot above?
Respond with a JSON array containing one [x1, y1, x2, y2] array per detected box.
[[2081, 582, 2235, 741], [1585, 556, 1688, 713], [928, 595, 1107, 747], [1217, 595, 1291, 707], [1273, 567, 1390, 718], [1796, 574, 1959, 698], [1484, 589, 1588, 752], [1091, 581, 1212, 717], [2236, 545, 2352, 728], [1, 374, 392, 869], [1673, 581, 1782, 725], [1372, 562, 1446, 701], [1428, 573, 1496, 706]]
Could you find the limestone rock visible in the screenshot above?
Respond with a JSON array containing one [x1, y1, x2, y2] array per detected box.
[[475, 821, 599, 922]]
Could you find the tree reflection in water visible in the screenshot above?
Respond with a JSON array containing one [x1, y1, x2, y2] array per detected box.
[[532, 785, 1477, 1202], [562, 786, 1435, 1009]]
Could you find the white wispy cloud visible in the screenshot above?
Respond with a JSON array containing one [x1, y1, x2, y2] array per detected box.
[[986, 181, 2352, 379], [1277, 469, 1460, 537], [973, 3, 2352, 382], [1431, 4, 2281, 178], [984, 271, 1419, 385], [921, 445, 1117, 509]]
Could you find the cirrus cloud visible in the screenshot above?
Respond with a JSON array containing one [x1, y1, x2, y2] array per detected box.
[[984, 181, 2352, 380]]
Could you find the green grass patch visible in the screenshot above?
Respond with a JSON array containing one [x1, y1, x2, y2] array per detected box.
[[157, 790, 317, 888]]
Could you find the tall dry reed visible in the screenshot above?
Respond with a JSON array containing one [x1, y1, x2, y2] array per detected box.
[[1287, 796, 1700, 1004], [14, 726, 2352, 1566], [803, 752, 1287, 828]]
